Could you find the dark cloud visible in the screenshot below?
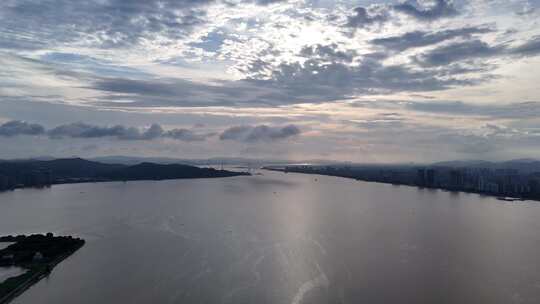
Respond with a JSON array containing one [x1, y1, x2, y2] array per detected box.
[[6, 121, 212, 142], [5, 50, 498, 110], [89, 77, 267, 107], [414, 39, 504, 66], [346, 6, 389, 28], [300, 43, 357, 62], [0, 0, 213, 50], [164, 129, 213, 141], [2, 0, 538, 115], [0, 120, 45, 137], [393, 0, 458, 21], [219, 125, 301, 142], [346, 0, 459, 29], [254, 55, 488, 99], [413, 35, 540, 67], [48, 122, 164, 140], [407, 100, 540, 119], [102, 52, 485, 108], [371, 26, 494, 51], [91, 78, 195, 97], [1, 120, 300, 143], [510, 35, 540, 57], [0, 0, 279, 50], [49, 122, 215, 142]]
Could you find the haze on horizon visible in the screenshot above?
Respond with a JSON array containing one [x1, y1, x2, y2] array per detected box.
[[1, 0, 539, 162]]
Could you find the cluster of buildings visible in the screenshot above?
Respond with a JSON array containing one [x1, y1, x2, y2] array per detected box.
[[416, 167, 540, 198], [278, 164, 540, 200], [0, 169, 52, 191]]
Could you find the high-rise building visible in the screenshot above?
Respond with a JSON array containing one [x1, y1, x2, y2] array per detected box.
[[417, 168, 426, 186], [426, 169, 436, 187], [450, 169, 464, 189]]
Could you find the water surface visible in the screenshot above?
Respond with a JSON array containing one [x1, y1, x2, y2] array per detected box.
[[0, 170, 539, 304], [0, 266, 26, 283]]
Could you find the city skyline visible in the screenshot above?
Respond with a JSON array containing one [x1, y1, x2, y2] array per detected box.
[[1, 0, 540, 162]]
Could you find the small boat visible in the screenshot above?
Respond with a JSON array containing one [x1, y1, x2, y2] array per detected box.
[[497, 197, 524, 202]]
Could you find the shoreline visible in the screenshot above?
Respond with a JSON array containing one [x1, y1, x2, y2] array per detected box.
[[265, 168, 539, 203], [0, 235, 85, 304], [0, 172, 251, 193]]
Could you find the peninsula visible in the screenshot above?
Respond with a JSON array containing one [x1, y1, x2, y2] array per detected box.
[[0, 158, 250, 191], [0, 234, 85, 304]]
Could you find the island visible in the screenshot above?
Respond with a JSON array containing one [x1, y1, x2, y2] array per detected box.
[[0, 158, 250, 191], [0, 234, 85, 303]]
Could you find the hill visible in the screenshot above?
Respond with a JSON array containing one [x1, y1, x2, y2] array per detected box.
[[103, 162, 249, 180], [432, 159, 540, 173], [0, 158, 249, 190]]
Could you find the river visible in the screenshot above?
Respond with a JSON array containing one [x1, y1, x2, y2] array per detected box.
[[1, 170, 539, 303]]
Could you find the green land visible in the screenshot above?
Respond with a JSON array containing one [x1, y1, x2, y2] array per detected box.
[[0, 234, 85, 304]]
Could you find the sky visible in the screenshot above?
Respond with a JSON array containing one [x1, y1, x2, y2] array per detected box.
[[0, 0, 539, 162]]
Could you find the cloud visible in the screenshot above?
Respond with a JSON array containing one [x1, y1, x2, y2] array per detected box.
[[0, 0, 214, 50], [510, 35, 540, 57], [346, 6, 389, 28], [346, 0, 459, 29], [414, 35, 540, 67], [2, 0, 538, 112], [0, 121, 214, 142], [393, 0, 458, 21], [48, 122, 164, 140], [48, 122, 217, 142], [300, 43, 357, 63], [219, 124, 300, 142], [0, 0, 287, 52], [1, 120, 299, 143], [0, 120, 45, 137], [88, 77, 280, 107], [87, 56, 485, 108], [406, 100, 540, 119], [254, 54, 488, 99], [414, 39, 504, 66], [1, 0, 540, 163], [163, 129, 213, 141], [371, 26, 494, 51]]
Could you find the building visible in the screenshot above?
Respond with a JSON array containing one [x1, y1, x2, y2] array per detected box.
[[417, 168, 426, 186], [33, 252, 44, 262], [426, 169, 436, 187], [449, 169, 464, 189]]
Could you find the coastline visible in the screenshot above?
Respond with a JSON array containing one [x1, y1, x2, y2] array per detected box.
[[0, 171, 251, 193], [265, 168, 538, 203], [0, 235, 85, 304]]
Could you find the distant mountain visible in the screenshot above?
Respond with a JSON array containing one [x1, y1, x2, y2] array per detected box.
[[91, 156, 193, 166], [431, 159, 540, 173], [2, 155, 342, 167], [90, 155, 309, 166], [499, 159, 540, 173], [32, 158, 126, 178], [432, 160, 495, 168], [0, 158, 248, 190], [103, 162, 248, 180]]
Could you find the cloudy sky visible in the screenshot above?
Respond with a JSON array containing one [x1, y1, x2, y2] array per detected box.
[[1, 0, 539, 162]]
